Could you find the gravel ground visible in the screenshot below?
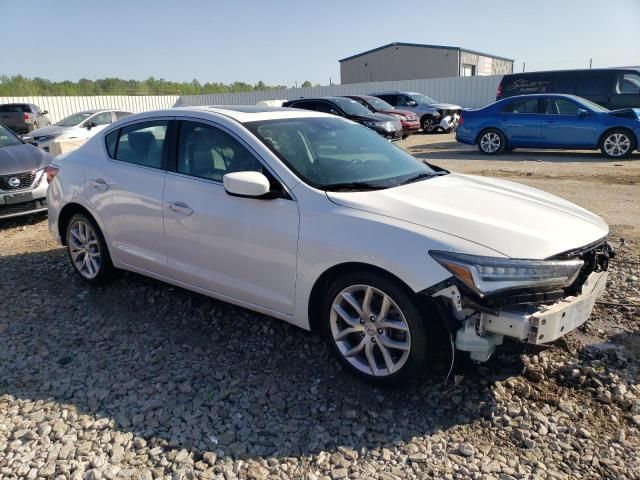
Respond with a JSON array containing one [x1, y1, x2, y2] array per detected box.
[[1, 143, 639, 480]]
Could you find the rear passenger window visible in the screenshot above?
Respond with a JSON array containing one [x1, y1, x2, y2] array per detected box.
[[110, 121, 168, 169], [544, 99, 580, 115], [502, 99, 539, 114], [576, 73, 609, 96], [177, 121, 264, 182]]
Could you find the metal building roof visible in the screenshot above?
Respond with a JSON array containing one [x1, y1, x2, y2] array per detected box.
[[339, 42, 514, 63]]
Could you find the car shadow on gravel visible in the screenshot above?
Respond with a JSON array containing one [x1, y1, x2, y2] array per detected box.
[[0, 248, 525, 463], [0, 212, 48, 231]]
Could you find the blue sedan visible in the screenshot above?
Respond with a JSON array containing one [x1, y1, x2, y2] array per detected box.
[[456, 94, 640, 158]]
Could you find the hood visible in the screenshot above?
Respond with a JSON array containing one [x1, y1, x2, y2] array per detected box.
[[0, 143, 53, 175], [383, 109, 418, 119], [326, 173, 608, 259], [350, 112, 398, 123], [31, 125, 71, 137], [607, 108, 640, 120], [429, 102, 462, 111]]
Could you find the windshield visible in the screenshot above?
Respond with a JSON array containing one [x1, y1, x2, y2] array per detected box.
[[0, 124, 22, 148], [246, 117, 438, 190], [409, 94, 437, 105], [55, 112, 94, 127], [576, 97, 609, 113], [366, 96, 394, 111], [330, 97, 374, 117]]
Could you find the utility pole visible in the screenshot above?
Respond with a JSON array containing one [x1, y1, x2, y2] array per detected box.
[[589, 58, 593, 69], [522, 62, 526, 72]]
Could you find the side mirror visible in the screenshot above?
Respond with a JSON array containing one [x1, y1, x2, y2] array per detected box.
[[328, 109, 341, 116], [223, 171, 271, 198], [576, 109, 589, 118], [86, 121, 97, 130], [406, 100, 417, 107], [21, 135, 35, 144], [43, 110, 49, 115]]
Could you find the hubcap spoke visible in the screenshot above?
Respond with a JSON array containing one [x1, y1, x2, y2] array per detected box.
[[378, 342, 395, 374], [379, 335, 410, 352], [365, 341, 381, 376], [334, 325, 364, 341], [333, 304, 360, 327], [340, 292, 362, 316], [344, 337, 366, 357]]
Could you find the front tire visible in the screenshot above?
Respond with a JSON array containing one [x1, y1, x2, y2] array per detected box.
[[322, 271, 428, 385], [65, 213, 116, 284], [600, 129, 635, 159], [477, 128, 506, 155], [421, 116, 437, 134]]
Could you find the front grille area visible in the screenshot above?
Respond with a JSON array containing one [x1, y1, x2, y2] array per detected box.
[[562, 241, 614, 296], [437, 109, 462, 118], [0, 199, 47, 218], [0, 171, 36, 190]]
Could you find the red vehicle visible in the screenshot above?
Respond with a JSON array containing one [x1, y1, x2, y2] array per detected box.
[[344, 95, 421, 137]]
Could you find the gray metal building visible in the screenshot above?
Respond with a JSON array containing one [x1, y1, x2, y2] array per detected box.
[[339, 42, 514, 84]]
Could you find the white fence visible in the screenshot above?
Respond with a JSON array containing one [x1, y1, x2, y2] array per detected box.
[[0, 75, 502, 124], [0, 95, 179, 123], [176, 75, 502, 109]]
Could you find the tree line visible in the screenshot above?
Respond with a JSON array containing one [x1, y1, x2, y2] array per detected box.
[[0, 75, 316, 96]]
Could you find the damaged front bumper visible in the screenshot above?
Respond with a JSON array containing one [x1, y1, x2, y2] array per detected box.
[[432, 270, 608, 362]]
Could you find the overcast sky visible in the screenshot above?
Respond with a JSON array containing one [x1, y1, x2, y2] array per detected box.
[[1, 0, 639, 86]]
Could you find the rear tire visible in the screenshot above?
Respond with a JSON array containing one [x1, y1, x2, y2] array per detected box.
[[322, 271, 429, 386], [600, 129, 635, 159], [477, 128, 506, 155], [65, 213, 116, 285]]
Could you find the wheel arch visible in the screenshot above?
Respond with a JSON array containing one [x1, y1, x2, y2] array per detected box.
[[475, 126, 506, 145], [57, 202, 100, 246], [308, 262, 428, 333], [598, 126, 638, 150]]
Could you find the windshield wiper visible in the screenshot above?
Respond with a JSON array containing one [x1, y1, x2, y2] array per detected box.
[[321, 181, 386, 192], [399, 172, 441, 185]]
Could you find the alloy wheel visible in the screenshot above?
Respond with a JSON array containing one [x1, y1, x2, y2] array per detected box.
[[330, 284, 411, 377], [422, 118, 436, 132], [603, 133, 631, 157], [480, 132, 501, 153], [68, 220, 101, 279]]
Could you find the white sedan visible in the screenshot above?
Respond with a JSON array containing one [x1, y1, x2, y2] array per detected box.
[[31, 109, 133, 152], [46, 106, 612, 384]]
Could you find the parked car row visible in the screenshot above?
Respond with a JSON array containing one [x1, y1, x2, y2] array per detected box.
[[281, 91, 462, 139]]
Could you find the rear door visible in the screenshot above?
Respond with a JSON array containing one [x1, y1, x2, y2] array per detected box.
[[86, 119, 171, 272], [540, 98, 599, 148], [499, 98, 543, 147]]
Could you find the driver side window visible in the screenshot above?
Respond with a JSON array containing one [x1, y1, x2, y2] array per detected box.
[[177, 121, 264, 182], [396, 95, 410, 107]]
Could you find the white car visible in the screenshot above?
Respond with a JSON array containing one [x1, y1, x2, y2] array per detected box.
[[31, 109, 133, 152], [46, 106, 612, 384]]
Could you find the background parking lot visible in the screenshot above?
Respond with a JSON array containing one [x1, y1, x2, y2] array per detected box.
[[1, 138, 639, 480]]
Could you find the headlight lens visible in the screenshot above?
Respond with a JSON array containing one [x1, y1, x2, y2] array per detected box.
[[35, 133, 61, 142], [429, 250, 584, 296]]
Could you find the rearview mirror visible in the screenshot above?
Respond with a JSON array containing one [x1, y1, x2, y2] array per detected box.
[[576, 109, 589, 118], [223, 171, 271, 198]]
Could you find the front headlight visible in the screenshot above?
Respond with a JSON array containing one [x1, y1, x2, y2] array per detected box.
[[363, 121, 379, 128], [35, 133, 61, 142], [429, 251, 583, 297]]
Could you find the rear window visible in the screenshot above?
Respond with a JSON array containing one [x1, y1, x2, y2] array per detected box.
[[502, 99, 540, 114], [576, 72, 611, 96], [0, 104, 31, 113]]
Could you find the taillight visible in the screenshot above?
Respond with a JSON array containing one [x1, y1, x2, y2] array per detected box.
[[24, 112, 31, 122], [496, 83, 502, 99], [45, 165, 59, 183]]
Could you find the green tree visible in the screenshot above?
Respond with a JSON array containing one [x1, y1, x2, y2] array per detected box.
[[300, 80, 312, 88]]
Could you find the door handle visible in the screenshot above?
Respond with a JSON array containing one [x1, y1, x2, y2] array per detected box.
[[166, 201, 194, 216], [90, 178, 110, 191]]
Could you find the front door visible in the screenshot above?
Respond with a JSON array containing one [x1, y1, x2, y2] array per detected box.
[[163, 120, 299, 314], [540, 98, 599, 148], [85, 119, 170, 272]]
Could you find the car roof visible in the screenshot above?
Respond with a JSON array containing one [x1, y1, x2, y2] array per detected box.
[[500, 93, 586, 101], [171, 105, 332, 122]]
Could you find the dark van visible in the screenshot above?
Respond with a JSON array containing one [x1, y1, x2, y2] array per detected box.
[[496, 68, 640, 109]]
